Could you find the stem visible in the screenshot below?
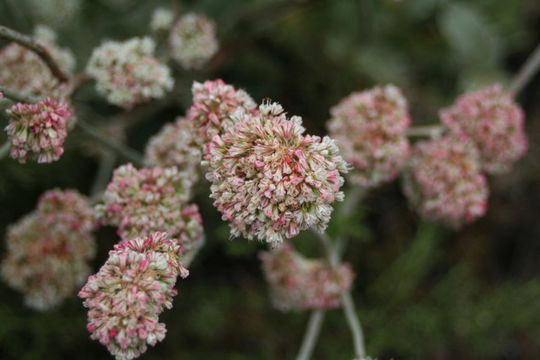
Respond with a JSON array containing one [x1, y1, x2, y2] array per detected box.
[[341, 292, 366, 360], [0, 86, 40, 104], [406, 125, 444, 139], [76, 119, 144, 166], [296, 310, 326, 360], [508, 42, 540, 95], [0, 142, 9, 160], [0, 25, 70, 83], [90, 151, 117, 199]]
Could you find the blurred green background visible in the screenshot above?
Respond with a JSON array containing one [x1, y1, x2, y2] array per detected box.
[[1, 0, 540, 359]]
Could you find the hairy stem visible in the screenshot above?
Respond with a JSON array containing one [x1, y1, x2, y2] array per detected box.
[[0, 25, 70, 83], [0, 142, 9, 160], [296, 310, 326, 360], [509, 42, 540, 95], [90, 151, 117, 200], [0, 86, 40, 104], [341, 292, 366, 360]]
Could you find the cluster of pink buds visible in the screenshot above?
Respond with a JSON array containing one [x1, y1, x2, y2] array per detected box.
[[1, 189, 96, 310], [204, 101, 349, 245], [169, 13, 219, 69], [5, 98, 72, 163], [144, 116, 202, 183], [440, 84, 527, 174], [86, 37, 174, 108], [188, 79, 257, 144], [95, 164, 204, 257], [260, 243, 354, 311], [79, 232, 189, 360], [328, 84, 411, 188], [0, 25, 75, 98], [403, 136, 489, 227]]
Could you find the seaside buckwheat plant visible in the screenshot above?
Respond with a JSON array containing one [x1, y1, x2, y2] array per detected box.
[[79, 232, 189, 360], [204, 101, 349, 245], [5, 98, 72, 163], [260, 243, 354, 311], [188, 79, 257, 145], [440, 84, 527, 174], [95, 164, 204, 252], [86, 37, 174, 108], [328, 85, 411, 188], [144, 116, 202, 183], [402, 135, 489, 227], [169, 13, 219, 69], [1, 189, 96, 310]]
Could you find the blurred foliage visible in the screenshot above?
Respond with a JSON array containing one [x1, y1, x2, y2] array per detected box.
[[1, 0, 540, 359]]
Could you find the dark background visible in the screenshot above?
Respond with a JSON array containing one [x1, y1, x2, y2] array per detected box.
[[1, 0, 540, 359]]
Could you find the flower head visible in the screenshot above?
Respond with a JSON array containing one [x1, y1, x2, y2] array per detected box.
[[86, 37, 174, 108], [260, 243, 354, 311], [188, 79, 257, 145], [440, 84, 527, 174], [403, 135, 489, 227], [37, 188, 96, 232], [5, 98, 72, 163], [169, 13, 219, 69], [204, 102, 348, 245], [150, 7, 175, 33], [328, 85, 411, 187], [79, 232, 188, 360]]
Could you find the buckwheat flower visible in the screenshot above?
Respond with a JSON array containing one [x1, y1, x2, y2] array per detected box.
[[402, 135, 489, 227], [150, 7, 175, 33], [2, 200, 96, 310], [169, 13, 219, 69], [37, 189, 95, 232], [95, 164, 202, 243], [188, 79, 257, 145], [260, 243, 354, 311], [0, 25, 75, 98], [204, 102, 349, 245], [79, 232, 188, 360], [26, 0, 82, 27], [5, 98, 72, 163], [440, 84, 527, 174], [144, 117, 202, 183], [86, 37, 174, 108], [328, 85, 411, 188]]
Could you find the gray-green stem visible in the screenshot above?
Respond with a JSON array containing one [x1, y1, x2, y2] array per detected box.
[[509, 42, 540, 95], [0, 142, 9, 160]]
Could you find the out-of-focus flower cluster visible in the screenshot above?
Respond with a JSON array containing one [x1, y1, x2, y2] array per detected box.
[[0, 25, 75, 98], [440, 84, 527, 174], [1, 189, 96, 310], [204, 101, 348, 245], [328, 85, 410, 188], [403, 136, 488, 227], [79, 232, 188, 360], [260, 243, 354, 311], [144, 116, 202, 183], [5, 98, 72, 163], [169, 13, 218, 69], [188, 79, 257, 145], [150, 7, 175, 33], [25, 0, 82, 27], [86, 37, 173, 108]]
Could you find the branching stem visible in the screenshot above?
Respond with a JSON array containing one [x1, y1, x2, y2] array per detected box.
[[509, 42, 540, 95]]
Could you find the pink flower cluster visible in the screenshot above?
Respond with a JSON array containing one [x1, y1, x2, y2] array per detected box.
[[5, 98, 72, 163], [188, 79, 257, 144], [328, 85, 411, 187], [440, 84, 527, 174], [1, 189, 96, 310], [95, 164, 204, 258], [144, 117, 202, 183], [204, 102, 349, 245], [260, 243, 354, 311], [403, 136, 488, 227], [79, 232, 189, 360]]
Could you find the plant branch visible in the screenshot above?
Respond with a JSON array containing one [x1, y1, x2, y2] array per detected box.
[[406, 125, 444, 139], [296, 310, 326, 360], [90, 151, 117, 199], [0, 142, 9, 160], [0, 86, 40, 104], [0, 25, 70, 83], [341, 292, 366, 360], [509, 42, 540, 95]]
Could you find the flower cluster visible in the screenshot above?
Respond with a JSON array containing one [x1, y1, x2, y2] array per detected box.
[[27, 0, 82, 27], [403, 136, 489, 227], [150, 7, 175, 33], [169, 13, 219, 69], [144, 117, 202, 183], [95, 164, 204, 255], [79, 232, 189, 360], [204, 102, 349, 245], [188, 79, 257, 145], [260, 243, 354, 311], [440, 84, 527, 174], [86, 37, 174, 108], [0, 25, 75, 98], [328, 85, 411, 188], [5, 98, 72, 163], [1, 189, 96, 310]]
